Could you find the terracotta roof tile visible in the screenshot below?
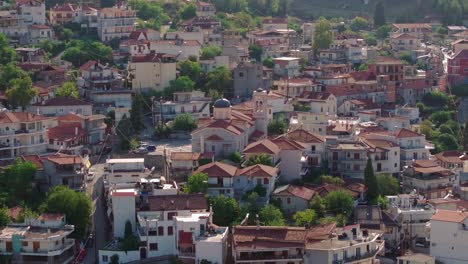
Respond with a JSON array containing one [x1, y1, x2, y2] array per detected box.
[[394, 128, 423, 138], [206, 134, 224, 141], [236, 164, 278, 177], [431, 209, 468, 223], [195, 162, 237, 178], [37, 213, 64, 221], [21, 155, 43, 169], [31, 97, 92, 107], [243, 139, 280, 155], [434, 150, 467, 164], [79, 60, 97, 71], [46, 154, 82, 165], [273, 184, 315, 200], [0, 112, 48, 124], [147, 194, 208, 211], [48, 124, 87, 141], [233, 226, 307, 249], [271, 137, 305, 150], [284, 129, 324, 143]]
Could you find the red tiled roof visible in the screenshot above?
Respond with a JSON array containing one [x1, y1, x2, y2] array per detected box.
[[57, 113, 84, 123], [434, 150, 467, 164], [30, 24, 50, 30], [273, 184, 315, 201], [79, 60, 97, 71], [48, 124, 87, 141], [284, 129, 324, 143], [0, 112, 48, 124], [203, 120, 244, 135], [236, 164, 278, 177], [195, 161, 237, 178], [243, 139, 280, 155], [206, 134, 224, 141], [51, 3, 76, 12], [394, 128, 422, 138], [349, 71, 376, 81], [233, 226, 307, 249], [46, 154, 82, 165], [271, 137, 306, 151], [37, 213, 64, 221], [31, 97, 92, 106], [431, 209, 468, 223], [147, 194, 208, 211], [152, 40, 201, 47], [130, 53, 175, 63], [128, 28, 158, 40], [300, 91, 333, 100], [7, 206, 23, 221], [21, 155, 44, 169]]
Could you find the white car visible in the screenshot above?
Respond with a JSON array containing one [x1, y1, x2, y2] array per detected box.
[[86, 172, 95, 181]]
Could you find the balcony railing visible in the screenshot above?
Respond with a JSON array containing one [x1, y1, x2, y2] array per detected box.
[[237, 254, 303, 262]]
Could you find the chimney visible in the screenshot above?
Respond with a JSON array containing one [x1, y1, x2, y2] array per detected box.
[[75, 126, 78, 136]]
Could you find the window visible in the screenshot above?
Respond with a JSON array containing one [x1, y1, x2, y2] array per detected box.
[[22, 241, 28, 247], [287, 197, 291, 204], [394, 163, 398, 168], [149, 243, 158, 251], [167, 226, 173, 235], [354, 153, 360, 160], [311, 145, 316, 152], [102, 255, 108, 262], [148, 230, 157, 236], [168, 212, 177, 220], [158, 226, 164, 236], [181, 106, 185, 113], [55, 240, 59, 245], [211, 145, 215, 152], [353, 164, 360, 171]]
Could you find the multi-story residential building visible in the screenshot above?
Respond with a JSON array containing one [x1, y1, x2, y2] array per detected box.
[[79, 6, 98, 33], [16, 0, 45, 25], [29, 97, 93, 117], [433, 150, 467, 170], [319, 42, 346, 64], [29, 24, 53, 44], [195, 161, 278, 200], [77, 60, 123, 94], [167, 151, 213, 178], [428, 209, 468, 264], [199, 55, 230, 72], [195, 1, 216, 16], [289, 112, 331, 136], [97, 4, 136, 42], [273, 78, 321, 98], [233, 61, 269, 99], [387, 194, 435, 248], [391, 23, 431, 39], [447, 49, 468, 86], [149, 39, 202, 60], [281, 128, 325, 170], [451, 39, 468, 54], [153, 91, 210, 123], [390, 33, 420, 51], [305, 224, 385, 264], [0, 112, 54, 160], [328, 141, 369, 178], [296, 91, 337, 115], [394, 128, 432, 166], [401, 160, 456, 199], [105, 158, 152, 187], [272, 184, 316, 214], [48, 124, 87, 155], [127, 52, 176, 92], [49, 3, 77, 25], [273, 57, 300, 77], [368, 57, 405, 83], [43, 154, 85, 190], [262, 17, 288, 31], [375, 115, 411, 132], [57, 113, 106, 145], [0, 214, 75, 264]]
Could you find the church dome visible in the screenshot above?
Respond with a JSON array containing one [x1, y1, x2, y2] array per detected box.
[[213, 98, 231, 108]]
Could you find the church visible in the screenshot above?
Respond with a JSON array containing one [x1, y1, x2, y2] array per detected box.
[[191, 88, 272, 158]]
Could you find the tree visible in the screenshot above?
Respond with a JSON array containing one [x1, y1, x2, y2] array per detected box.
[[430, 111, 452, 126], [210, 195, 240, 226], [373, 1, 386, 27], [129, 0, 169, 29], [324, 190, 354, 217], [172, 113, 197, 131], [267, 114, 287, 135], [246, 153, 273, 166], [420, 119, 434, 139], [358, 63, 369, 71], [293, 209, 316, 226], [179, 3, 197, 20], [205, 67, 232, 96], [1, 159, 37, 207], [125, 220, 133, 238], [0, 34, 16, 65], [313, 17, 332, 52], [248, 45, 263, 62], [464, 121, 468, 150], [130, 96, 145, 132], [262, 57, 274, 68], [185, 173, 208, 193], [423, 91, 449, 107], [437, 134, 460, 151], [310, 195, 326, 217], [116, 115, 135, 150], [6, 77, 37, 110], [55, 82, 79, 98], [179, 60, 203, 83], [201, 46, 222, 60], [62, 47, 87, 67], [376, 174, 399, 196], [154, 123, 172, 139], [364, 158, 378, 201], [228, 151, 242, 163], [435, 26, 448, 35], [364, 34, 377, 46], [164, 76, 195, 98], [259, 205, 285, 226], [350, 17, 368, 32], [321, 175, 344, 186], [0, 63, 28, 90], [439, 124, 454, 135], [40, 186, 92, 238], [376, 25, 391, 39], [0, 208, 9, 227], [110, 254, 120, 264]]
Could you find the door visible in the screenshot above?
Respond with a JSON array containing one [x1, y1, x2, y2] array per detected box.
[[377, 163, 382, 172], [6, 241, 12, 252], [33, 242, 39, 253], [140, 247, 147, 259]]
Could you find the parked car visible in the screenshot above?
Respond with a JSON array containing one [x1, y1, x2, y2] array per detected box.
[[147, 145, 156, 152], [133, 147, 148, 154]]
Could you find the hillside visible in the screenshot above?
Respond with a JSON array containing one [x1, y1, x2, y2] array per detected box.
[[289, 0, 434, 21]]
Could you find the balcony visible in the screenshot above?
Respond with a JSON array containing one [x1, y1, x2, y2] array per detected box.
[[237, 252, 303, 263], [21, 239, 75, 256]]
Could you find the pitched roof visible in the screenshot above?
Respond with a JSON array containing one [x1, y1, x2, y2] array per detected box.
[[271, 137, 305, 150], [273, 184, 315, 201], [206, 134, 224, 141], [434, 150, 467, 164], [147, 194, 208, 211], [243, 139, 280, 155], [283, 129, 324, 143], [51, 3, 76, 12], [130, 53, 175, 63], [79, 60, 98, 71], [236, 164, 278, 178], [233, 226, 307, 249], [0, 112, 48, 124], [48, 124, 87, 141], [195, 162, 237, 178], [431, 209, 468, 223], [31, 97, 92, 107], [203, 120, 244, 135], [300, 91, 333, 101], [45, 154, 82, 165], [57, 113, 84, 123], [37, 213, 64, 221], [394, 128, 422, 138], [21, 155, 44, 169]]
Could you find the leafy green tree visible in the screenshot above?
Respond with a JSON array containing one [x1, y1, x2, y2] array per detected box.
[[179, 60, 203, 83], [313, 17, 332, 52], [420, 119, 434, 139], [324, 190, 354, 217], [376, 174, 399, 195], [210, 195, 240, 226], [376, 195, 388, 209], [364, 158, 378, 201], [130, 96, 145, 132], [335, 214, 347, 227], [358, 63, 369, 71], [179, 3, 197, 20], [437, 134, 460, 151], [376, 25, 391, 39], [262, 57, 274, 68], [62, 40, 113, 67], [172, 113, 197, 131], [321, 175, 344, 186], [439, 124, 454, 135], [423, 91, 449, 107], [464, 122, 468, 150], [40, 186, 92, 238], [164, 76, 195, 98], [6, 77, 37, 110], [0, 63, 28, 90], [364, 34, 377, 46], [373, 1, 386, 27], [259, 204, 285, 226], [16, 207, 38, 223], [56, 82, 79, 98], [350, 17, 368, 31], [116, 115, 135, 150], [268, 115, 287, 135], [205, 67, 232, 96], [0, 34, 16, 65], [430, 111, 452, 127], [186, 173, 208, 193], [201, 46, 222, 60], [129, 0, 169, 29], [246, 153, 273, 166], [0, 207, 9, 227], [1, 160, 37, 207], [248, 45, 263, 62], [228, 151, 242, 163], [310, 195, 326, 217], [154, 123, 172, 139], [110, 254, 120, 264], [399, 51, 413, 64], [292, 209, 316, 226], [125, 220, 133, 238]]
